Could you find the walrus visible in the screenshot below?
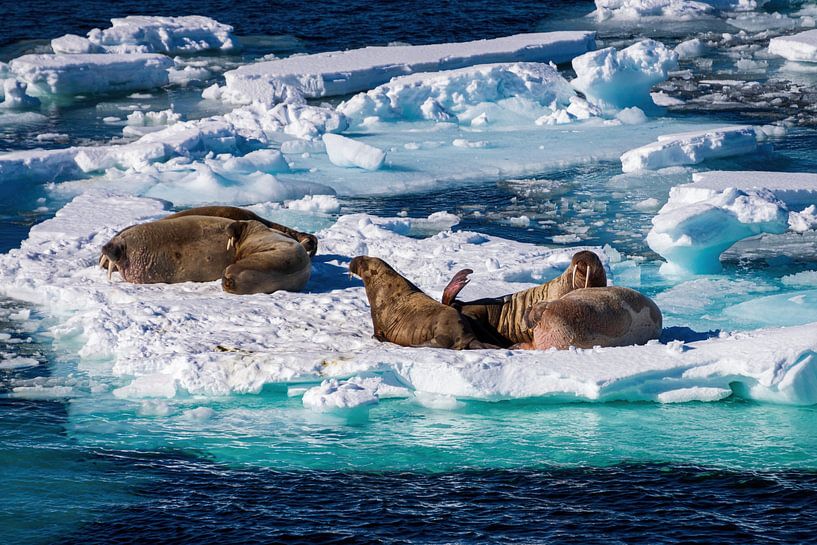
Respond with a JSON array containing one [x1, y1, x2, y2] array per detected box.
[[165, 206, 318, 257], [99, 217, 310, 294], [222, 219, 311, 294], [349, 256, 497, 349], [440, 250, 607, 347], [514, 286, 662, 350]]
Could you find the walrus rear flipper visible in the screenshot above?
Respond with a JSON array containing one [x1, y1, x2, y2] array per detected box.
[[441, 268, 473, 306]]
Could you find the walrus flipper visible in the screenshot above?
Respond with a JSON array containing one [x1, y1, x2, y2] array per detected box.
[[441, 268, 473, 306]]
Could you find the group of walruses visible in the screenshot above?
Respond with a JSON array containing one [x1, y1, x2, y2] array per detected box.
[[101, 206, 663, 351]]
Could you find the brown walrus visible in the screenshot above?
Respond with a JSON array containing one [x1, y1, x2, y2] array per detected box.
[[514, 286, 662, 350], [222, 220, 311, 294], [99, 216, 311, 295], [165, 206, 318, 257], [440, 250, 607, 347], [349, 255, 497, 349]]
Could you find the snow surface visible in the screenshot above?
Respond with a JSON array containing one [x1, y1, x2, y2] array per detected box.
[[337, 62, 579, 125], [769, 29, 817, 63], [647, 171, 817, 274], [571, 39, 678, 112], [10, 53, 173, 96], [620, 125, 759, 172], [51, 16, 237, 55], [1, 192, 816, 406], [217, 32, 596, 105]]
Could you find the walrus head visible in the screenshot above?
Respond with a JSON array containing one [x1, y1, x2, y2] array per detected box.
[[100, 240, 127, 280], [566, 251, 607, 290], [297, 233, 318, 257]]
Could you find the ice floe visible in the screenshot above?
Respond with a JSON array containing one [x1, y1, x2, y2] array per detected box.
[[10, 53, 173, 97], [571, 39, 678, 111], [216, 32, 596, 105], [591, 0, 767, 21], [620, 125, 759, 172], [322, 133, 386, 170], [647, 170, 817, 274], [1, 192, 816, 407], [337, 62, 579, 126], [51, 16, 237, 55], [769, 29, 817, 63]]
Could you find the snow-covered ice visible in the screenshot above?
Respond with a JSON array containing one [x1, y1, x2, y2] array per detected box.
[[217, 32, 596, 105], [591, 0, 768, 21], [1, 192, 815, 407], [322, 133, 386, 170], [647, 171, 817, 274], [337, 62, 578, 125], [51, 16, 237, 55], [769, 29, 817, 63], [10, 53, 173, 96], [620, 126, 759, 172], [571, 39, 678, 111]]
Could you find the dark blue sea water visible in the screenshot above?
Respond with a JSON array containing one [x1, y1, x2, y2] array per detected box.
[[2, 1, 817, 544]]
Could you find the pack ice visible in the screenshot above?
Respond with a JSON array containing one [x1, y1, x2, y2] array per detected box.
[[214, 32, 596, 105], [647, 171, 817, 274], [769, 29, 817, 63], [10, 54, 173, 96], [51, 15, 238, 55], [1, 193, 816, 408]]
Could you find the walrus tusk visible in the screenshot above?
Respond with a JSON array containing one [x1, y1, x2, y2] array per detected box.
[[572, 265, 577, 289], [226, 237, 234, 250], [107, 260, 114, 281], [585, 264, 590, 289]]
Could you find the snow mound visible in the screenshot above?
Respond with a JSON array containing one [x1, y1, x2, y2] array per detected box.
[[218, 32, 596, 105], [571, 39, 678, 112], [337, 62, 579, 125], [647, 171, 817, 274], [769, 29, 817, 63], [1, 192, 816, 407], [51, 16, 237, 55], [302, 379, 379, 411], [10, 53, 173, 96], [620, 126, 759, 173]]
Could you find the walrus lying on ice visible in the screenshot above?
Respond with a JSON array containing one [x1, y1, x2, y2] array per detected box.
[[99, 206, 313, 295], [440, 250, 608, 347], [349, 256, 497, 349], [514, 287, 663, 350]]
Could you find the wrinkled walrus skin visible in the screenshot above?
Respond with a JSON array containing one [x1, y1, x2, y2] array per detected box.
[[100, 216, 311, 295], [515, 286, 662, 350], [100, 216, 237, 284], [221, 220, 311, 295], [441, 250, 607, 347], [164, 206, 318, 257], [349, 256, 497, 350]]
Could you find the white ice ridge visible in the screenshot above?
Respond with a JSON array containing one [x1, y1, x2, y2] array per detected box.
[[591, 0, 767, 21], [769, 29, 817, 63], [337, 62, 582, 126], [571, 39, 678, 112], [9, 54, 173, 96], [2, 192, 817, 406], [647, 171, 817, 275], [216, 32, 596, 105], [620, 126, 759, 173], [51, 16, 238, 55]]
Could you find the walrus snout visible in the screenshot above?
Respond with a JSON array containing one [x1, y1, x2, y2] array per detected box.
[[569, 251, 607, 290], [101, 241, 126, 280], [349, 256, 369, 278], [299, 234, 318, 257]]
